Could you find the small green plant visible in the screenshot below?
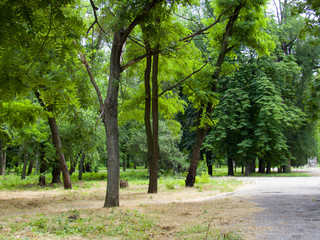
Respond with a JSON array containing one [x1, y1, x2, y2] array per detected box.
[[195, 172, 211, 184], [165, 182, 175, 190]]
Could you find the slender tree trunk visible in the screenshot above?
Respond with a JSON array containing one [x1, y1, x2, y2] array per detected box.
[[21, 150, 28, 180], [208, 164, 213, 176], [266, 161, 271, 174], [123, 156, 126, 172], [51, 162, 61, 183], [227, 158, 234, 176], [185, 5, 243, 186], [250, 160, 256, 174], [69, 161, 76, 176], [78, 152, 85, 180], [0, 139, 6, 175], [148, 45, 160, 194], [34, 91, 72, 189], [144, 43, 154, 189], [186, 111, 208, 187], [35, 144, 40, 173], [103, 30, 122, 208], [48, 117, 71, 188], [27, 157, 34, 175], [241, 164, 244, 174], [39, 143, 46, 186], [245, 161, 251, 176], [39, 162, 46, 186], [258, 157, 265, 173], [85, 162, 92, 172]]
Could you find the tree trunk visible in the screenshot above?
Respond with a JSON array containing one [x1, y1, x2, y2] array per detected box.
[[0, 139, 6, 175], [39, 143, 46, 186], [78, 152, 85, 180], [245, 161, 251, 176], [227, 158, 234, 176], [241, 164, 244, 174], [208, 164, 213, 176], [144, 43, 154, 191], [21, 150, 28, 180], [250, 160, 256, 174], [48, 117, 71, 188], [35, 144, 40, 173], [185, 5, 243, 187], [27, 157, 34, 175], [186, 111, 208, 187], [266, 162, 271, 174], [85, 162, 92, 172], [51, 162, 61, 183], [148, 45, 160, 194], [69, 161, 76, 176], [123, 156, 126, 172], [103, 30, 122, 208], [258, 157, 265, 173], [34, 91, 72, 189]]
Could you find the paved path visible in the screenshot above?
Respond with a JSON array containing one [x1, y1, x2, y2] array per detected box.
[[233, 169, 320, 239]]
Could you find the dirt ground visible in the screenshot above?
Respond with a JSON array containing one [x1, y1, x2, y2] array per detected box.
[[0, 181, 262, 239], [3, 168, 319, 239]]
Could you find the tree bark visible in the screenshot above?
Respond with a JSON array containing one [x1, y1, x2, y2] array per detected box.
[[227, 158, 234, 176], [123, 156, 126, 172], [186, 110, 208, 187], [245, 161, 251, 176], [258, 157, 265, 173], [78, 152, 85, 180], [34, 91, 72, 189], [266, 161, 271, 174], [0, 139, 6, 175], [21, 150, 28, 180], [69, 161, 76, 176], [148, 44, 160, 194], [27, 157, 34, 175], [39, 143, 46, 186], [103, 30, 122, 208], [48, 117, 71, 188], [51, 162, 61, 183], [144, 43, 153, 182], [208, 164, 213, 176], [250, 160, 256, 174]]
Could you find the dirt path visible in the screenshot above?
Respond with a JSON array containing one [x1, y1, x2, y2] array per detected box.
[[233, 168, 320, 239]]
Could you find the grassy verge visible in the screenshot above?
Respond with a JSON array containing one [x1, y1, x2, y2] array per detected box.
[[0, 207, 242, 240]]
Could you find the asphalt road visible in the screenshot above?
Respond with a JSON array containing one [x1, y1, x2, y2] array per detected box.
[[233, 168, 320, 239]]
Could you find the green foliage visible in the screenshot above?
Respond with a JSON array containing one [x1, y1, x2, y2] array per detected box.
[[121, 120, 188, 173], [195, 171, 211, 184]]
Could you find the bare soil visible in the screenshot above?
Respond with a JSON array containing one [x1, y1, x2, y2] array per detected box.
[[0, 182, 262, 239]]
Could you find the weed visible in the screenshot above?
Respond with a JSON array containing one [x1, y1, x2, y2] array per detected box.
[[165, 182, 175, 190], [195, 172, 211, 184]]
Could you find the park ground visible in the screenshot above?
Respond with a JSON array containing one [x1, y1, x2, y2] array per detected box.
[[0, 167, 319, 239]]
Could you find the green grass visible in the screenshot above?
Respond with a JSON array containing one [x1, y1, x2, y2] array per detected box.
[[176, 223, 242, 239], [211, 167, 311, 177], [1, 209, 156, 239]]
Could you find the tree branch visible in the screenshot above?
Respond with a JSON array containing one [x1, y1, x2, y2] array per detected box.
[[128, 36, 147, 49], [87, 0, 108, 36], [158, 61, 209, 97], [74, 41, 104, 111], [120, 0, 163, 46], [181, 0, 236, 42], [120, 49, 161, 72]]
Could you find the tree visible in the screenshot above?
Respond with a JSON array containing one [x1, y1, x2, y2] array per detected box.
[[185, 0, 273, 186]]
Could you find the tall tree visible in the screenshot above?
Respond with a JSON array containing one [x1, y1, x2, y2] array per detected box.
[[185, 0, 272, 186]]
